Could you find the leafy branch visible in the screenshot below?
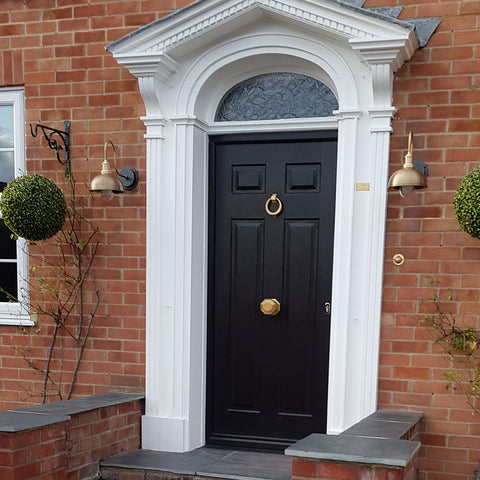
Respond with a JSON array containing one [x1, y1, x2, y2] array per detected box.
[[421, 286, 480, 415]]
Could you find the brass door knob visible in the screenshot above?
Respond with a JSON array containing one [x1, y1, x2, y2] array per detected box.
[[260, 298, 281, 316]]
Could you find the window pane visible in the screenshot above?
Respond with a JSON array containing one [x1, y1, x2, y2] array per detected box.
[[0, 219, 16, 259], [0, 262, 17, 302], [0, 151, 14, 191], [0, 105, 14, 144]]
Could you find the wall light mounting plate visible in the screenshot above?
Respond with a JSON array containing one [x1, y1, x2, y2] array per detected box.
[[119, 167, 139, 190]]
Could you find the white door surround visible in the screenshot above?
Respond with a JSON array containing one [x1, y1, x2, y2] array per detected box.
[[107, 0, 419, 452]]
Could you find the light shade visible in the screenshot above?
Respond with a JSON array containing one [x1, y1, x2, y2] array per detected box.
[[388, 164, 427, 190], [388, 132, 427, 193], [89, 159, 124, 194], [89, 141, 139, 194]]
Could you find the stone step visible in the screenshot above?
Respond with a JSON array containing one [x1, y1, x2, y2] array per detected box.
[[100, 448, 291, 480], [100, 410, 423, 480]]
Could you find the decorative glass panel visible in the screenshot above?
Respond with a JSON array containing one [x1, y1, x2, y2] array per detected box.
[[215, 73, 339, 122]]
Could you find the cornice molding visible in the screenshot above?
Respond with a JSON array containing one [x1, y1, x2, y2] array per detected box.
[[116, 54, 179, 116], [115, 53, 178, 80], [108, 0, 416, 64], [141, 0, 380, 54], [349, 37, 417, 72], [110, 0, 418, 111]]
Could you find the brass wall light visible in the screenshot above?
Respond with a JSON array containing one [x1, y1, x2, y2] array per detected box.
[[90, 141, 139, 195], [388, 132, 427, 197]]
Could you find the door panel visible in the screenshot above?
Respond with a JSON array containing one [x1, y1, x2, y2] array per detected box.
[[230, 219, 264, 411], [281, 220, 318, 414], [207, 132, 337, 450]]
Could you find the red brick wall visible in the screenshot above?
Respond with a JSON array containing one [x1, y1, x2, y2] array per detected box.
[[0, 0, 479, 479], [0, 0, 182, 409], [66, 400, 143, 479], [0, 396, 142, 480], [291, 457, 413, 480], [0, 423, 67, 480], [371, 0, 480, 479]]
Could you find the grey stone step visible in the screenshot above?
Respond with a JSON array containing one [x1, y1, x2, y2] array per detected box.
[[100, 448, 291, 480]]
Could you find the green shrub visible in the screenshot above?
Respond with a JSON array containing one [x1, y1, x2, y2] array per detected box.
[[454, 167, 480, 239], [0, 174, 66, 241]]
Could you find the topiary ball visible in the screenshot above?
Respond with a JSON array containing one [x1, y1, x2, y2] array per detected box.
[[454, 167, 480, 240], [0, 174, 66, 241]]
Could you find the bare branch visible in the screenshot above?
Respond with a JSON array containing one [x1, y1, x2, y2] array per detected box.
[[12, 174, 101, 404], [67, 288, 100, 400]]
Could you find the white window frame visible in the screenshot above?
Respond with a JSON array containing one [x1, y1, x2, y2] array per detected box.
[[0, 87, 30, 326]]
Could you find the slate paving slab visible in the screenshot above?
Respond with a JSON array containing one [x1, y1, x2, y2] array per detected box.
[[285, 433, 420, 467], [100, 409, 423, 479], [17, 392, 144, 416], [0, 411, 69, 432], [101, 448, 291, 480], [342, 410, 424, 440], [197, 450, 291, 480], [342, 418, 413, 439]]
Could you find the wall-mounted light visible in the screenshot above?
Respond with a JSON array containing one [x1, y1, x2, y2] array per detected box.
[[90, 141, 139, 196], [388, 132, 427, 197], [30, 121, 71, 177]]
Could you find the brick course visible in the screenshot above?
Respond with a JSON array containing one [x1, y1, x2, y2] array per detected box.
[[291, 458, 411, 480]]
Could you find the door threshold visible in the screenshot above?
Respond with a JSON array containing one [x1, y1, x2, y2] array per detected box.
[[101, 446, 291, 480]]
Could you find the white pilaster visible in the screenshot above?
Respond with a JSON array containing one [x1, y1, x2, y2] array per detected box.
[[142, 115, 209, 452], [327, 109, 361, 434], [142, 116, 187, 451]]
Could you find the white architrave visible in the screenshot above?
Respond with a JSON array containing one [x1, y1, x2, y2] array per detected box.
[[108, 0, 418, 452]]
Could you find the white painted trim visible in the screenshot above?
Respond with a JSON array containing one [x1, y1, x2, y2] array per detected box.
[[327, 109, 359, 433], [108, 0, 417, 57], [0, 87, 30, 327], [108, 0, 417, 451]]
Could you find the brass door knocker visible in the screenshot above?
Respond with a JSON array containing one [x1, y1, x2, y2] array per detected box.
[[265, 193, 283, 217]]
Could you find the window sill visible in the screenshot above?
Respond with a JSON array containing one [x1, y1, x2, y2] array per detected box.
[[0, 310, 32, 326]]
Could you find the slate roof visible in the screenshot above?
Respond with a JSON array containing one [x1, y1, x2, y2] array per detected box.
[[338, 0, 440, 47]]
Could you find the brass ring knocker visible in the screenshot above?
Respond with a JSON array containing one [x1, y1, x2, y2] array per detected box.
[[265, 193, 283, 217]]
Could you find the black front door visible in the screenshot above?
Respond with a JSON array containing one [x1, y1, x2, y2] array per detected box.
[[207, 131, 337, 451]]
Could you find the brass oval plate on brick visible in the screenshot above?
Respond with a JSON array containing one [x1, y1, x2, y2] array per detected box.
[[392, 253, 405, 266]]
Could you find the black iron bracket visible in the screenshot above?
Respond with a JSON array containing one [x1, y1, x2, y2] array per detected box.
[[30, 120, 71, 177]]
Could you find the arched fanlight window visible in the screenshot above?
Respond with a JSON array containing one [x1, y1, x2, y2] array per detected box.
[[215, 72, 339, 122]]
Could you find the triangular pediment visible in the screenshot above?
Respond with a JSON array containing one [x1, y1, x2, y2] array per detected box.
[[107, 0, 418, 60]]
